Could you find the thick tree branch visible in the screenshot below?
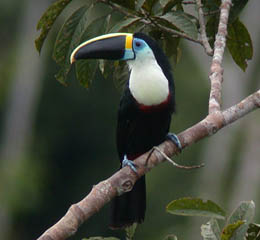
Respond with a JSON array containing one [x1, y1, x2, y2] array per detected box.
[[209, 0, 232, 114], [37, 89, 260, 240], [196, 0, 213, 56]]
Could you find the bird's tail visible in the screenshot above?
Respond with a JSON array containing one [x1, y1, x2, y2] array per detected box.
[[109, 176, 146, 229]]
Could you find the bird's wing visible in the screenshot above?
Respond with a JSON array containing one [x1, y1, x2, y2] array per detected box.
[[116, 88, 139, 163]]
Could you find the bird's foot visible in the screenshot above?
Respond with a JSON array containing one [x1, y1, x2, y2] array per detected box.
[[166, 133, 182, 152], [122, 155, 138, 173]]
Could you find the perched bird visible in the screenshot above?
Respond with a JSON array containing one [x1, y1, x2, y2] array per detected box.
[[70, 32, 181, 229]]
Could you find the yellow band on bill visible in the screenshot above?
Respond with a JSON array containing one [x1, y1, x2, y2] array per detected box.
[[125, 34, 133, 50]]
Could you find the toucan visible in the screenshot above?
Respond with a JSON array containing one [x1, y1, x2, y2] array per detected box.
[[70, 32, 181, 229]]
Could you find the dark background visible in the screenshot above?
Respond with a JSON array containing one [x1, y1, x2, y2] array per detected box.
[[0, 1, 259, 239]]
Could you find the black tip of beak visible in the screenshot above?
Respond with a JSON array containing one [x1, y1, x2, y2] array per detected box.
[[73, 35, 127, 61]]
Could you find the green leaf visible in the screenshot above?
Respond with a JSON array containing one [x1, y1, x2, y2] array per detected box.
[[161, 0, 181, 14], [159, 11, 198, 39], [227, 18, 253, 71], [229, 0, 249, 23], [143, 0, 159, 12], [53, 5, 88, 85], [164, 234, 178, 240], [247, 223, 260, 240], [136, 0, 146, 10], [74, 16, 109, 88], [53, 3, 111, 85], [201, 218, 221, 240], [160, 0, 176, 8], [228, 201, 255, 225], [75, 59, 98, 88], [221, 220, 246, 240], [166, 197, 226, 219], [106, 61, 129, 92], [109, 17, 141, 33], [223, 201, 255, 240], [35, 0, 72, 53]]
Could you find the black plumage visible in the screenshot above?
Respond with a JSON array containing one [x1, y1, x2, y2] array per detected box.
[[110, 33, 176, 229]]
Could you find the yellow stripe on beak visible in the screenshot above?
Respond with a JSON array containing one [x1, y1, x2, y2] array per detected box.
[[125, 34, 133, 50]]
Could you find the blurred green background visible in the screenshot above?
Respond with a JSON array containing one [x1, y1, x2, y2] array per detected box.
[[0, 1, 259, 239]]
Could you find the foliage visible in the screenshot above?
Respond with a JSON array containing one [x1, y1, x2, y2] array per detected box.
[[167, 198, 258, 240], [35, 0, 252, 88], [166, 197, 226, 219], [82, 198, 260, 239]]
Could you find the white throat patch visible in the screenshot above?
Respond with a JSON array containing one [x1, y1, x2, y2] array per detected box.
[[128, 54, 169, 106]]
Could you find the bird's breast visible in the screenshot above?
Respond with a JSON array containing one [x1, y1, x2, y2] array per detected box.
[[129, 61, 169, 106]]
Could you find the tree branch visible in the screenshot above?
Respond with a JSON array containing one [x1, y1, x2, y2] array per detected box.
[[37, 89, 260, 240], [196, 0, 214, 56], [209, 0, 232, 114]]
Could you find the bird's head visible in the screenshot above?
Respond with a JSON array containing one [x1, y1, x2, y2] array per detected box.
[[70, 32, 161, 64], [70, 32, 175, 107]]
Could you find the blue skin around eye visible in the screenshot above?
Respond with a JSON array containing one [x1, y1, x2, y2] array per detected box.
[[133, 38, 146, 51]]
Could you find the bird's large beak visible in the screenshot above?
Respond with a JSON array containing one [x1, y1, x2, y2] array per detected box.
[[70, 33, 135, 64]]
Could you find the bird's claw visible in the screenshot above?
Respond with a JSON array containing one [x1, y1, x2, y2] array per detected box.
[[122, 155, 138, 173], [166, 133, 182, 152]]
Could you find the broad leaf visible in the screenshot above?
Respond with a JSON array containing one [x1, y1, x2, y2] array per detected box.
[[221, 221, 246, 240], [136, 0, 146, 10], [247, 223, 260, 240], [166, 198, 226, 219], [227, 18, 253, 71], [161, 0, 181, 14], [35, 0, 72, 53], [75, 60, 98, 88], [54, 3, 111, 85], [53, 5, 88, 85], [143, 0, 159, 12], [223, 201, 255, 240], [229, 0, 249, 23], [159, 11, 198, 39], [160, 0, 177, 9], [201, 218, 221, 240], [227, 201, 255, 225], [75, 16, 109, 88], [105, 61, 129, 92], [109, 17, 141, 33]]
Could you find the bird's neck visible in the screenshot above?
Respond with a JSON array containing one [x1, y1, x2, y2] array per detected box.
[[127, 59, 169, 106]]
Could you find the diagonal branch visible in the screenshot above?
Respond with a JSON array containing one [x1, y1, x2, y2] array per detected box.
[[37, 89, 260, 240], [208, 0, 233, 114]]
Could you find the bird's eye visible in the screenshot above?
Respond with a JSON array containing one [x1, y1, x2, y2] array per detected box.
[[135, 41, 142, 47]]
